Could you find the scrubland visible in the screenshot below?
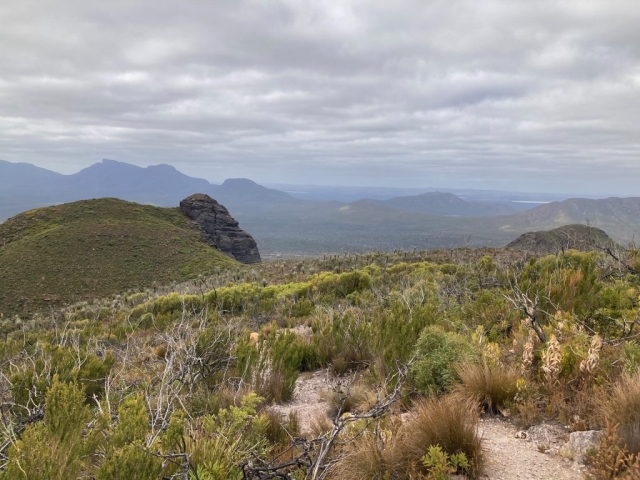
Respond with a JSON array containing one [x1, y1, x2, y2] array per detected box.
[[1, 247, 640, 479]]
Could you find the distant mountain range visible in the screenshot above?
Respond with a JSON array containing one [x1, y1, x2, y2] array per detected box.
[[492, 197, 640, 245], [377, 191, 518, 216], [1, 159, 639, 255], [0, 158, 299, 221]]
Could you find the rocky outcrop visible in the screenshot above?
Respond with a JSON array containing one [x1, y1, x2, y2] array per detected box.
[[506, 224, 618, 255], [180, 194, 261, 264]]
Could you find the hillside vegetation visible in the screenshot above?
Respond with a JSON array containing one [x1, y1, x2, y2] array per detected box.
[[507, 224, 618, 255], [0, 198, 236, 315], [1, 247, 640, 478]]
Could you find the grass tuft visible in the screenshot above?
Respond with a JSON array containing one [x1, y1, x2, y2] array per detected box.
[[455, 361, 520, 414], [605, 372, 640, 454], [389, 394, 484, 479], [329, 433, 388, 480]]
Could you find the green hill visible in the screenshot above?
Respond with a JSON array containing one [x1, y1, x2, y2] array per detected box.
[[0, 198, 237, 316], [506, 224, 619, 255]]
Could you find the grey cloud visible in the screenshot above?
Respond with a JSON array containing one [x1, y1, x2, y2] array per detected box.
[[0, 0, 639, 194]]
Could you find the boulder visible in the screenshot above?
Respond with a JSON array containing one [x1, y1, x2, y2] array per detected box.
[[180, 194, 261, 264], [558, 430, 602, 465]]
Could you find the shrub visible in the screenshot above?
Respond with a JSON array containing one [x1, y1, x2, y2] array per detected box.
[[585, 421, 640, 480], [10, 344, 115, 411], [1, 378, 99, 480], [455, 362, 520, 414], [184, 393, 271, 478], [313, 308, 374, 374], [410, 326, 477, 394], [315, 271, 372, 298], [605, 372, 640, 454], [96, 443, 163, 480], [389, 395, 483, 479], [623, 341, 640, 374], [422, 445, 470, 480], [239, 330, 319, 404]]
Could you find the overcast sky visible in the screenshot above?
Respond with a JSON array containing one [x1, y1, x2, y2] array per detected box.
[[1, 0, 639, 194]]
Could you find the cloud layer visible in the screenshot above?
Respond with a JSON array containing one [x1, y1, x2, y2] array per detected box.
[[1, 0, 639, 193]]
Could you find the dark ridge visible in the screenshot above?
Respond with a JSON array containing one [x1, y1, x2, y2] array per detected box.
[[506, 224, 618, 255]]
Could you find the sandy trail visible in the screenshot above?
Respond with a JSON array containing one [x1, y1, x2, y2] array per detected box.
[[272, 370, 333, 436], [274, 371, 588, 479], [479, 418, 584, 480]]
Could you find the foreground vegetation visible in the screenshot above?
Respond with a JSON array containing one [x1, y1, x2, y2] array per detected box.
[[0, 198, 236, 315], [1, 247, 640, 478]]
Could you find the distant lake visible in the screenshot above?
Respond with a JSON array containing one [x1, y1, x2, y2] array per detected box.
[[512, 200, 552, 204]]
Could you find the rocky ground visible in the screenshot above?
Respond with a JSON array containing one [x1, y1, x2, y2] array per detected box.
[[479, 419, 586, 480]]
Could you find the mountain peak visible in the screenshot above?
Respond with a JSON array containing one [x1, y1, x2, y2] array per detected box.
[[221, 178, 259, 188], [147, 163, 178, 172]]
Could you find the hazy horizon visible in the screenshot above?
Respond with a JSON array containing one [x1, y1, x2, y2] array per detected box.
[[1, 1, 639, 196], [0, 157, 617, 199]]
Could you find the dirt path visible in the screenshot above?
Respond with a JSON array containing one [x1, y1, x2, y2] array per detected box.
[[272, 370, 333, 436], [479, 418, 584, 480], [274, 372, 589, 479]]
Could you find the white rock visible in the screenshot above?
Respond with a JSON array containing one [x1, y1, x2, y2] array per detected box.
[[558, 430, 602, 465]]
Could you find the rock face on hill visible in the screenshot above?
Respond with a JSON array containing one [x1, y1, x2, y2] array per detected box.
[[506, 224, 617, 255], [180, 194, 261, 264]]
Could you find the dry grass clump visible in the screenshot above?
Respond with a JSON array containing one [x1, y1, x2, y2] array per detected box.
[[310, 413, 333, 438], [254, 368, 291, 404], [324, 383, 376, 419], [263, 408, 300, 446], [605, 372, 640, 454], [389, 395, 484, 479], [329, 433, 388, 480], [585, 422, 640, 480], [455, 362, 520, 414]]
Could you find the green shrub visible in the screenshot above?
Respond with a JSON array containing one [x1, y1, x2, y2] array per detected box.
[[291, 298, 314, 317], [10, 345, 114, 414], [240, 331, 319, 403], [185, 393, 271, 479], [97, 443, 163, 480], [312, 309, 374, 373], [110, 395, 149, 448], [623, 341, 640, 374], [314, 271, 372, 298], [410, 326, 477, 394], [1, 378, 100, 480], [422, 445, 470, 480]]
